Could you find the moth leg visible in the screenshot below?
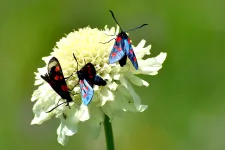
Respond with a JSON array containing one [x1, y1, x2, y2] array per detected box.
[[99, 38, 116, 44], [67, 103, 71, 109], [46, 100, 67, 113], [56, 98, 62, 105]]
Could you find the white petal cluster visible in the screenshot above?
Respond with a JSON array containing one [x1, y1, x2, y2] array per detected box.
[[31, 26, 167, 145]]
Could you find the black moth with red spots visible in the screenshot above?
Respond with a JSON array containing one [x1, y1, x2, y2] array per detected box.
[[76, 62, 107, 87], [41, 57, 73, 112], [114, 32, 129, 67], [73, 53, 107, 105], [108, 10, 147, 70]]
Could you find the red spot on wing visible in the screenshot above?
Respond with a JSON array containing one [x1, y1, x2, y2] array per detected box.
[[111, 52, 117, 57], [129, 50, 133, 54], [55, 66, 60, 72], [61, 85, 68, 91], [114, 45, 121, 51], [83, 93, 87, 98], [89, 75, 93, 78], [83, 86, 88, 91], [116, 36, 122, 42], [60, 76, 63, 79], [128, 38, 131, 44], [133, 57, 137, 62], [54, 75, 59, 80], [117, 47, 122, 51]]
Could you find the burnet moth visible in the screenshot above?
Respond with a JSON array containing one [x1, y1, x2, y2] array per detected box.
[[107, 10, 148, 70], [41, 57, 74, 113], [73, 53, 107, 105]]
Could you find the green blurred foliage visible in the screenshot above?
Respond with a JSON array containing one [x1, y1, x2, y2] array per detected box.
[[0, 0, 225, 150]]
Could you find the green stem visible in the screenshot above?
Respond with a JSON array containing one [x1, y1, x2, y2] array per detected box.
[[104, 114, 115, 150]]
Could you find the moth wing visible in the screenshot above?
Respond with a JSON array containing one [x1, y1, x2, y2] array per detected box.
[[94, 75, 107, 86], [79, 79, 94, 105], [80, 63, 96, 76], [124, 39, 138, 70], [80, 63, 96, 83], [109, 40, 125, 64], [41, 57, 70, 99]]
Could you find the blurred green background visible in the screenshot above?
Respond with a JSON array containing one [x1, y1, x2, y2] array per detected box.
[[1, 0, 225, 150]]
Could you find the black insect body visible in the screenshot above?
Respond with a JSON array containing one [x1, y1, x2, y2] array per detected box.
[[73, 54, 107, 105], [41, 57, 74, 113], [107, 10, 148, 69]]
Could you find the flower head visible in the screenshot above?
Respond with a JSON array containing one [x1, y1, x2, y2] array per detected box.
[[31, 25, 167, 145]]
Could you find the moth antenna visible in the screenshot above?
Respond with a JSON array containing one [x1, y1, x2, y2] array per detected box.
[[109, 10, 123, 31], [124, 24, 148, 33], [46, 101, 67, 113], [100, 38, 116, 44], [73, 53, 79, 72]]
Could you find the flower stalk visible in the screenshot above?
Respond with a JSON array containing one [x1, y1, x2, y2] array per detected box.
[[104, 114, 114, 150]]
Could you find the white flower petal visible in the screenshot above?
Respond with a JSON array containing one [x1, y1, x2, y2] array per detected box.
[[124, 73, 149, 87], [134, 40, 151, 59], [101, 104, 114, 120], [101, 98, 125, 120], [57, 123, 69, 146], [42, 56, 52, 64], [102, 73, 112, 82], [57, 123, 66, 145], [34, 79, 43, 85], [31, 93, 57, 124], [107, 82, 118, 91], [99, 87, 114, 105], [56, 108, 80, 145], [113, 74, 120, 80], [135, 52, 167, 75], [31, 113, 52, 125], [156, 52, 167, 64], [76, 104, 90, 122], [120, 76, 148, 112], [63, 109, 80, 134], [112, 90, 137, 112], [88, 107, 104, 138]]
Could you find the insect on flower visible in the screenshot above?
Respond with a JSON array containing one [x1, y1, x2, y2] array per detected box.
[[106, 10, 148, 70], [31, 26, 167, 146], [41, 57, 74, 113], [73, 53, 107, 105]]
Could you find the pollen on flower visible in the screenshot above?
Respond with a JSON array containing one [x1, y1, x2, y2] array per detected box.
[[31, 25, 167, 146]]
